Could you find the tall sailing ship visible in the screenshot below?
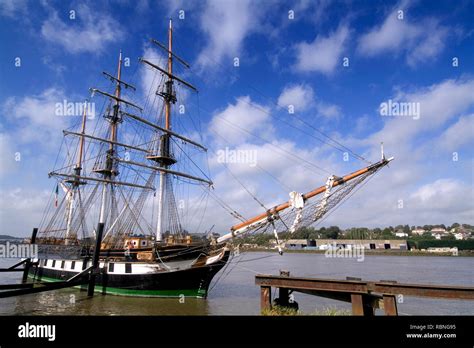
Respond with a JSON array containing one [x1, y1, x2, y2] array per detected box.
[[28, 20, 393, 298]]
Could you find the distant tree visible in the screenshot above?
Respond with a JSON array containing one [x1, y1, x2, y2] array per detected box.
[[366, 229, 375, 239], [381, 228, 393, 239], [442, 234, 455, 240], [346, 227, 366, 239], [403, 225, 410, 234], [324, 226, 340, 239], [292, 227, 317, 239], [422, 232, 434, 240]]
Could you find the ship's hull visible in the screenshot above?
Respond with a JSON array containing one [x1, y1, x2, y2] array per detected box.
[[29, 247, 230, 298]]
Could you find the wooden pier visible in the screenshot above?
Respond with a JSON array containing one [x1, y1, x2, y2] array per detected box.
[[256, 272, 474, 315], [0, 225, 104, 298]]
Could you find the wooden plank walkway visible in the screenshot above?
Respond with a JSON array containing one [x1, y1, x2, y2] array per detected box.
[[256, 273, 474, 315]]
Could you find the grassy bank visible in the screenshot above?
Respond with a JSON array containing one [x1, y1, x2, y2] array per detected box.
[[262, 305, 351, 316]]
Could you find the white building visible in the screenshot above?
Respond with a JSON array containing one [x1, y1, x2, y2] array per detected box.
[[427, 247, 458, 254], [412, 229, 425, 235], [395, 232, 408, 238], [454, 233, 468, 240]]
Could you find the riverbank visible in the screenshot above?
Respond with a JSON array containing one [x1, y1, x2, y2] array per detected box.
[[239, 247, 474, 257]]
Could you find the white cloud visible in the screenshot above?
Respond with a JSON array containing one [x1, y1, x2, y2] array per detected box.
[[40, 4, 123, 54], [2, 88, 68, 145], [329, 78, 474, 228], [437, 114, 474, 151], [365, 78, 474, 149], [0, 188, 50, 237], [409, 179, 473, 217], [209, 96, 272, 146], [321, 172, 474, 228], [277, 84, 314, 113], [316, 101, 341, 119], [277, 84, 341, 119], [41, 55, 67, 75], [0, 133, 17, 178], [0, 0, 27, 18], [196, 0, 263, 68], [294, 25, 349, 74], [358, 11, 419, 56], [291, 0, 331, 23], [205, 137, 338, 233], [406, 20, 449, 67], [357, 4, 449, 67], [140, 46, 163, 98]]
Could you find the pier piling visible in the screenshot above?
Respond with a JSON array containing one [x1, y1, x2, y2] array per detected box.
[[22, 227, 38, 283], [260, 286, 272, 311], [87, 222, 104, 296]]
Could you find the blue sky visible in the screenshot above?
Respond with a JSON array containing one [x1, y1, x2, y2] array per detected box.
[[0, 0, 473, 237]]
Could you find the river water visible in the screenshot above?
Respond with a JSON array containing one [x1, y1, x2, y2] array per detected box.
[[0, 252, 473, 315]]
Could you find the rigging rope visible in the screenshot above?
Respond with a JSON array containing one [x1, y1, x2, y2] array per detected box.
[[175, 37, 370, 165]]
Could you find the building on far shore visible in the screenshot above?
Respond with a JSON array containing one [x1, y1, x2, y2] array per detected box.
[[431, 229, 449, 239], [454, 232, 469, 240], [283, 239, 408, 251], [427, 247, 458, 254], [411, 228, 425, 235], [395, 231, 408, 238]]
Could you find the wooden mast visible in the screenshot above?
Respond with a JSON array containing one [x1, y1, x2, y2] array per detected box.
[[98, 51, 123, 225], [63, 102, 89, 245], [156, 19, 174, 243], [76, 103, 88, 175], [218, 156, 394, 242], [110, 50, 122, 149], [53, 42, 208, 195], [166, 18, 172, 130]]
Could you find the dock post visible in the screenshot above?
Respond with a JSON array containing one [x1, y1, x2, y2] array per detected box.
[[383, 295, 398, 316], [351, 294, 375, 316], [22, 228, 38, 283], [87, 222, 104, 296], [260, 286, 272, 312], [278, 270, 290, 306]]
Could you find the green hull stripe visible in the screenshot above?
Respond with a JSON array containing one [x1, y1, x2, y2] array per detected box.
[[30, 275, 207, 298]]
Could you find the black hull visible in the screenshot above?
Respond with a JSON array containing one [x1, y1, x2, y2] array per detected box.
[[29, 249, 230, 298]]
